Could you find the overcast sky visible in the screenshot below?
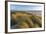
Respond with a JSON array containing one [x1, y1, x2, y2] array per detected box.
[[10, 4, 42, 11]]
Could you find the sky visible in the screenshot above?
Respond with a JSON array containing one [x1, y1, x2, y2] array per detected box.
[[10, 4, 42, 11]]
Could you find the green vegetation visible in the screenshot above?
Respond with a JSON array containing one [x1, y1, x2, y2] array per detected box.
[[11, 11, 42, 29]]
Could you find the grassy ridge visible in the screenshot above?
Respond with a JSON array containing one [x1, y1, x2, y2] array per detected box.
[[11, 11, 42, 29]]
